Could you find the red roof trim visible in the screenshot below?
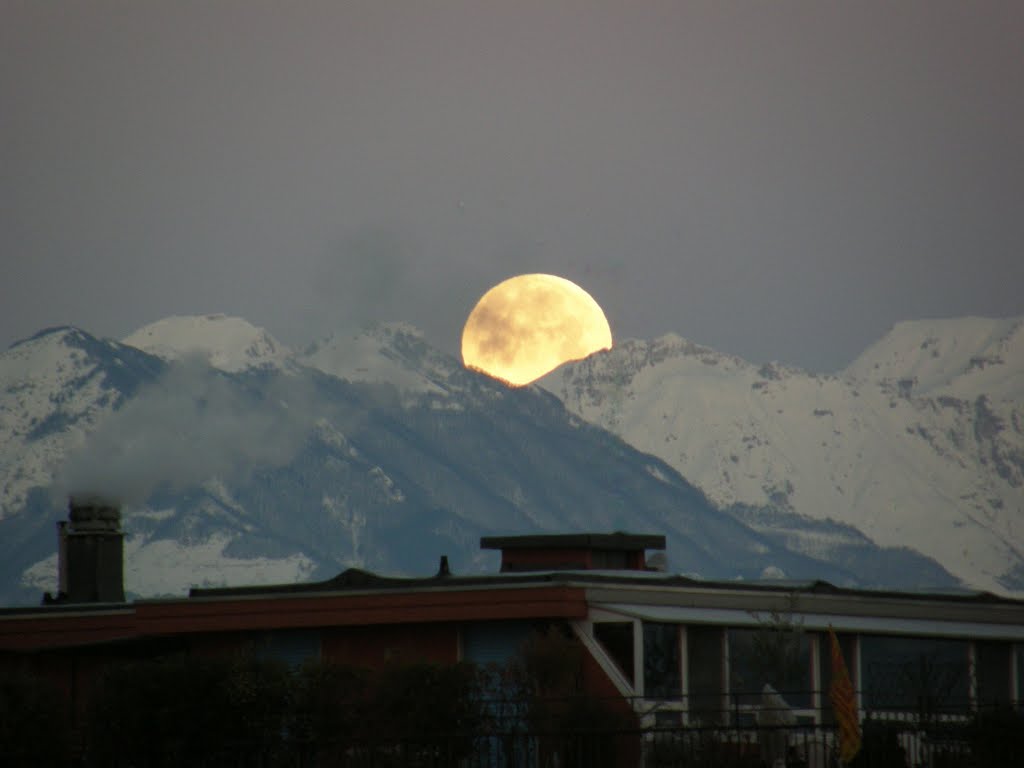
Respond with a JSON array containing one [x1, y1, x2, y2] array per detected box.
[[0, 610, 136, 651], [0, 586, 588, 651], [137, 586, 588, 634]]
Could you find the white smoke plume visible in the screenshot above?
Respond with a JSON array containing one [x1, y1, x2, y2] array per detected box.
[[55, 354, 317, 505]]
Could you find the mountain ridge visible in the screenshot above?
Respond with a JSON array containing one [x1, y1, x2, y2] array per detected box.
[[541, 316, 1024, 595], [3, 314, 1010, 604]]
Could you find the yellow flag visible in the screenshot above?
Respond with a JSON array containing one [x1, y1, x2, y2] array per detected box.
[[828, 626, 861, 764]]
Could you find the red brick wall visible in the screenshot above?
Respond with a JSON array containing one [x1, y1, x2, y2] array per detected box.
[[501, 548, 593, 571], [186, 631, 247, 657], [580, 635, 641, 766]]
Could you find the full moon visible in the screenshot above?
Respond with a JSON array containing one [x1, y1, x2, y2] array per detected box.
[[461, 274, 613, 386]]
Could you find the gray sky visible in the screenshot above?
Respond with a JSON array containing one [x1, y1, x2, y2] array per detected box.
[[3, 1, 1022, 372]]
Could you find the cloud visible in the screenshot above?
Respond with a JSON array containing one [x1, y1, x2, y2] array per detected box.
[[54, 355, 316, 505]]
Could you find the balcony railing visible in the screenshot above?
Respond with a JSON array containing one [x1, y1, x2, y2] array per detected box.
[[57, 692, 1023, 768]]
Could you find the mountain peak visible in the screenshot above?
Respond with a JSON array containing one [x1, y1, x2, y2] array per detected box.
[[1, 325, 117, 383], [542, 333, 759, 393], [365, 321, 427, 340], [9, 325, 91, 350], [123, 315, 289, 372], [301, 322, 451, 397], [544, 316, 1024, 596], [844, 315, 1024, 400]]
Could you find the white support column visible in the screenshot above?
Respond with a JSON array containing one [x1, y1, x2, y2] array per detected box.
[[722, 629, 731, 719], [680, 625, 690, 725], [810, 632, 821, 723], [968, 641, 978, 712], [634, 619, 645, 700], [570, 620, 635, 699], [1012, 644, 1020, 706], [854, 634, 864, 718]]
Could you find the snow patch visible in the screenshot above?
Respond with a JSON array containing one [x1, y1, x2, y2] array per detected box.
[[301, 323, 446, 397], [123, 315, 291, 372], [19, 534, 317, 598]]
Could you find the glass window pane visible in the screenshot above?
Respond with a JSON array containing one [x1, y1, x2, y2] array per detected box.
[[1018, 645, 1024, 705], [255, 629, 321, 668], [688, 626, 724, 725], [594, 621, 634, 685], [728, 627, 812, 709], [592, 550, 628, 569], [861, 636, 969, 713], [976, 641, 1012, 708], [643, 622, 681, 699]]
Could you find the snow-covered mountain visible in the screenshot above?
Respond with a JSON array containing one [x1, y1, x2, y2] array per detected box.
[[541, 317, 1024, 595], [0, 316, 956, 605], [0, 326, 165, 519], [123, 314, 292, 372], [300, 322, 453, 400]]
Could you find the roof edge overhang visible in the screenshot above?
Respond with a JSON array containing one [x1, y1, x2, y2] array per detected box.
[[137, 584, 588, 635], [592, 602, 1024, 642]]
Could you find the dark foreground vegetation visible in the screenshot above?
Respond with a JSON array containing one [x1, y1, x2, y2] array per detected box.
[[1, 628, 636, 767], [2, 627, 1023, 767]]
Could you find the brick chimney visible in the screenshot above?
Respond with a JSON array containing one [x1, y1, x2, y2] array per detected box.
[[45, 497, 125, 604]]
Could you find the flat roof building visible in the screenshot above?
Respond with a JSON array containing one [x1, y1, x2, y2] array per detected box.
[[3, 526, 1023, 765]]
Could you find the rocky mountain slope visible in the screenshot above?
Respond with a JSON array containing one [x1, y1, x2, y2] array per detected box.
[[0, 316, 956, 605], [541, 317, 1024, 594]]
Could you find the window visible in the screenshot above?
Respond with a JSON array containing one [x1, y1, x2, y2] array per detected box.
[[1018, 645, 1024, 705], [861, 636, 969, 713], [643, 622, 681, 699], [728, 627, 812, 709], [253, 629, 321, 669], [688, 626, 724, 724], [592, 550, 629, 569], [594, 621, 634, 684], [976, 641, 1012, 708], [462, 621, 534, 667]]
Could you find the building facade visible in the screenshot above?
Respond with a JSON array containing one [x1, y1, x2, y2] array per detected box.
[[2, 511, 1023, 764]]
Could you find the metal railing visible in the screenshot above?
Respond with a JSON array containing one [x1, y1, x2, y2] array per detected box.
[[45, 692, 1024, 768], [72, 719, 1018, 768]]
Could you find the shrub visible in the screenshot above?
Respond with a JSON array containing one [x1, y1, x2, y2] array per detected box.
[[85, 654, 290, 767], [969, 706, 1024, 766], [848, 720, 908, 768], [370, 660, 485, 758], [289, 660, 369, 749], [0, 667, 68, 767], [509, 625, 638, 768]]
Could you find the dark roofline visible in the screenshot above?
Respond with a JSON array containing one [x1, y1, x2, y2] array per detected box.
[[188, 567, 581, 598], [187, 566, 1023, 608], [1, 565, 1017, 617], [0, 603, 133, 618], [480, 532, 666, 552]]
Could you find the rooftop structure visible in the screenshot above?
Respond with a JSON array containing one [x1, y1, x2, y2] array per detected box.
[[481, 532, 665, 572]]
